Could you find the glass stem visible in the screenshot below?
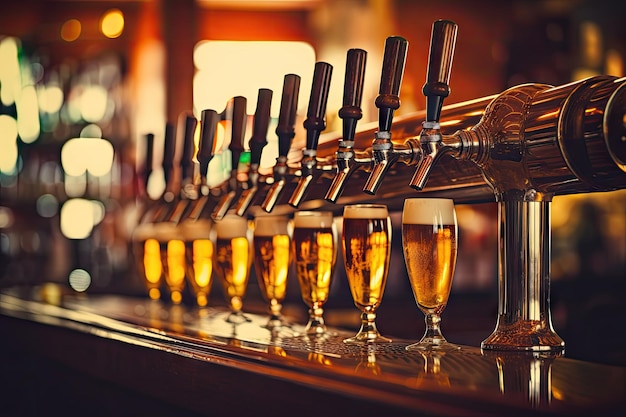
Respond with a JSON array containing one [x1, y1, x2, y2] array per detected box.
[[423, 313, 446, 343], [269, 299, 282, 322], [359, 311, 379, 337], [306, 303, 326, 334]]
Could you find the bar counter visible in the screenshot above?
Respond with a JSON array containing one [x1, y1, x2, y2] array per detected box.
[[1, 286, 624, 417]]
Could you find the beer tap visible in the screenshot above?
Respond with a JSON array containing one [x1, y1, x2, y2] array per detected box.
[[324, 48, 368, 203], [151, 114, 194, 224], [260, 73, 301, 213], [362, 36, 415, 195], [288, 61, 333, 208], [210, 96, 248, 221], [179, 108, 220, 222], [409, 19, 459, 191], [233, 88, 273, 217], [164, 112, 199, 224]]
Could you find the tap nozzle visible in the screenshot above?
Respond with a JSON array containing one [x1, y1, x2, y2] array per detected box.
[[211, 96, 247, 221], [234, 88, 273, 216], [409, 19, 458, 190], [325, 48, 367, 203], [261, 74, 301, 213], [362, 36, 408, 195], [289, 61, 333, 208]]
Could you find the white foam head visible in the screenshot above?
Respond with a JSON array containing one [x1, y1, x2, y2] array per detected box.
[[402, 198, 456, 225], [293, 211, 334, 228], [215, 214, 249, 239], [254, 215, 289, 236], [343, 204, 388, 219]]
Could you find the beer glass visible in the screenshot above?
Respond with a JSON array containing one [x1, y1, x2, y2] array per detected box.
[[161, 227, 187, 305], [292, 211, 337, 336], [342, 204, 392, 344], [179, 219, 214, 309], [132, 222, 164, 301], [214, 214, 253, 323], [402, 198, 460, 351], [252, 214, 292, 329]]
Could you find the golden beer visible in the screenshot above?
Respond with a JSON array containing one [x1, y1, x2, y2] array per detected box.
[[214, 215, 252, 314], [253, 215, 291, 327], [132, 222, 178, 301], [293, 211, 337, 335], [342, 207, 391, 311], [161, 238, 186, 304], [341, 204, 392, 343], [292, 212, 336, 306], [402, 198, 460, 351], [402, 223, 456, 313], [180, 219, 214, 308]]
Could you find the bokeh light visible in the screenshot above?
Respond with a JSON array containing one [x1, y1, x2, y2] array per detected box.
[[100, 9, 125, 39], [61, 19, 82, 42], [69, 268, 91, 292]]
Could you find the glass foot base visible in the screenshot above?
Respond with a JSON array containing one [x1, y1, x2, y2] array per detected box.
[[343, 332, 392, 344], [406, 339, 461, 352]]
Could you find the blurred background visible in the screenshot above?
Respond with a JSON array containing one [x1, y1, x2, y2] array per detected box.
[[1, 0, 625, 365]]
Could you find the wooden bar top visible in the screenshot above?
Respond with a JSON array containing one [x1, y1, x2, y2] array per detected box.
[[1, 286, 624, 417]]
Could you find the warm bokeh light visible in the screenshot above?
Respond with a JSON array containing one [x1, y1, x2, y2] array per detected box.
[[60, 198, 95, 239], [61, 19, 82, 42], [16, 84, 40, 143], [0, 115, 18, 172], [0, 206, 14, 229], [193, 41, 315, 117], [0, 37, 21, 107], [100, 9, 125, 39], [80, 85, 109, 122], [61, 137, 115, 177], [38, 84, 64, 114]]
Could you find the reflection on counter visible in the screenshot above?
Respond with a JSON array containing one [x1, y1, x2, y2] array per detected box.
[[1, 287, 624, 417]]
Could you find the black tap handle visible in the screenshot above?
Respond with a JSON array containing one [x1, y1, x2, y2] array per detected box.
[[249, 88, 273, 165], [423, 19, 457, 123], [303, 62, 333, 151], [197, 109, 219, 176], [180, 113, 198, 181], [276, 74, 301, 157], [229, 96, 247, 171], [338, 48, 367, 142], [162, 122, 175, 188], [141, 133, 154, 193], [375, 36, 408, 132]]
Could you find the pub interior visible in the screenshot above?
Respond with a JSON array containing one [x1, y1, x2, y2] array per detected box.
[[1, 0, 625, 416]]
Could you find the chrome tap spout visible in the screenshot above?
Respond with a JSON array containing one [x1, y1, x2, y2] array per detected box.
[[261, 73, 301, 213], [288, 61, 333, 208], [361, 36, 409, 195]]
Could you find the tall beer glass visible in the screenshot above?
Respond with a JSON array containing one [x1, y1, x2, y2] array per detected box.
[[342, 204, 392, 344], [402, 198, 460, 351], [292, 211, 337, 336], [132, 222, 165, 301], [161, 227, 187, 305], [179, 219, 214, 309], [214, 214, 252, 323], [253, 214, 292, 329]]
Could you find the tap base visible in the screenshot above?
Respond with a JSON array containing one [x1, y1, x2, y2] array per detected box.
[[481, 319, 565, 352]]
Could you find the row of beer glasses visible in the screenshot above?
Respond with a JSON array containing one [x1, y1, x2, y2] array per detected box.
[[136, 198, 460, 350]]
